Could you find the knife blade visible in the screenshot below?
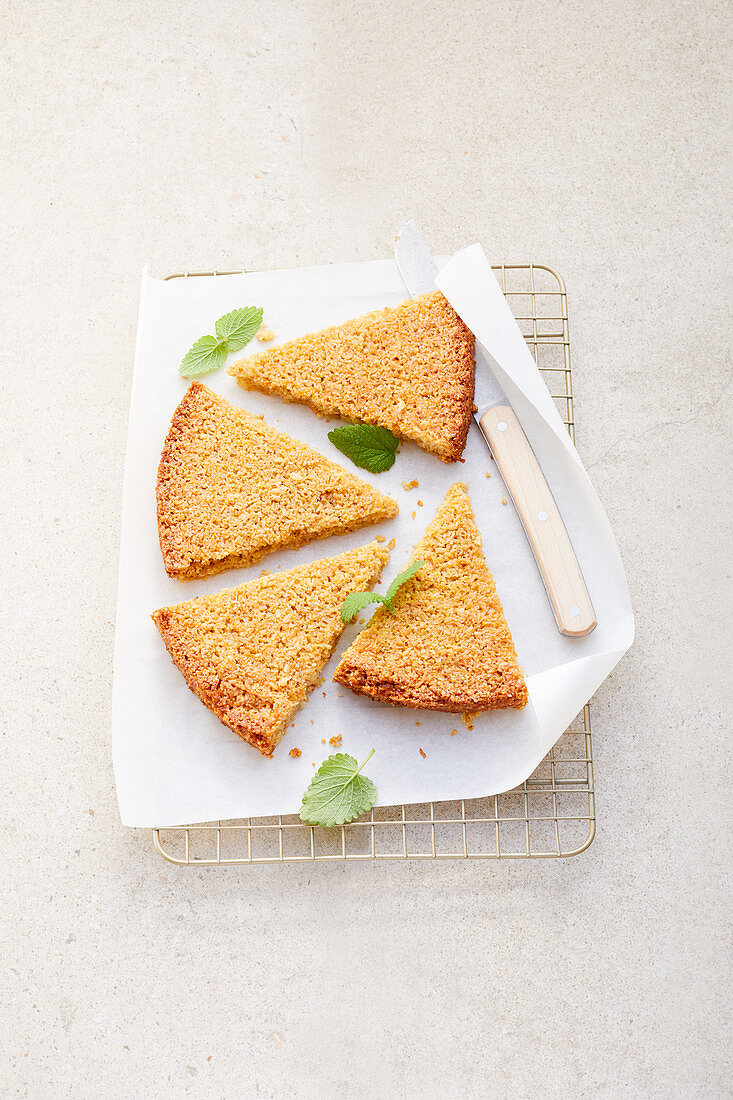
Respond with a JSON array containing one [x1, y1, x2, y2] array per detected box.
[[394, 220, 596, 637]]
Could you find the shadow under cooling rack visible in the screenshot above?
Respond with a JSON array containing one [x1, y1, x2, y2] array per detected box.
[[153, 262, 595, 865]]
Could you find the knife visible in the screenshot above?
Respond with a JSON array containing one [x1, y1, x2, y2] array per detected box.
[[394, 220, 597, 638]]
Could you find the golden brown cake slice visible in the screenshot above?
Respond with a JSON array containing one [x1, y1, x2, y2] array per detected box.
[[152, 541, 390, 756], [334, 484, 528, 712], [229, 291, 475, 462], [156, 382, 398, 580]]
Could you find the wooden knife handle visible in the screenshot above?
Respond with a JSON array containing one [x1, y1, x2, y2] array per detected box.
[[480, 405, 597, 637]]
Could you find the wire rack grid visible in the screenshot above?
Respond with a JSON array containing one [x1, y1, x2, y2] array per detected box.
[[153, 262, 595, 865]]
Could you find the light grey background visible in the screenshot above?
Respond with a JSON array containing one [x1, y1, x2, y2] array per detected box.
[[2, 2, 730, 1097]]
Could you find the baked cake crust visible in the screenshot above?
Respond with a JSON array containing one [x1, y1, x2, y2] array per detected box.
[[334, 484, 528, 712], [229, 291, 475, 462], [156, 382, 398, 580], [152, 541, 390, 756]]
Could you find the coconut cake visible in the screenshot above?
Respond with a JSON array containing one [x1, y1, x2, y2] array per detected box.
[[156, 382, 398, 580], [152, 540, 390, 756], [334, 483, 527, 712], [229, 291, 475, 463]]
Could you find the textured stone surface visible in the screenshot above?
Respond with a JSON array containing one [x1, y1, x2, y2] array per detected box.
[[1, 1, 729, 1097]]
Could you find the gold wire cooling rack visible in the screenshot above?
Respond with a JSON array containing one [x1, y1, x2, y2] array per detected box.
[[153, 263, 595, 864]]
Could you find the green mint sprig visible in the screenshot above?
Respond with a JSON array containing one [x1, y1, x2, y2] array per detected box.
[[340, 560, 425, 623], [327, 423, 399, 473], [299, 750, 377, 827], [179, 306, 263, 377]]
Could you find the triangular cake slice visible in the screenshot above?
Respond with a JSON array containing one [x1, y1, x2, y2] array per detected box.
[[152, 541, 390, 756], [334, 484, 528, 712], [229, 291, 475, 462], [156, 382, 398, 580]]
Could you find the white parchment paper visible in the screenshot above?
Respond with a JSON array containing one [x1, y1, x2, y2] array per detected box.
[[112, 252, 634, 827]]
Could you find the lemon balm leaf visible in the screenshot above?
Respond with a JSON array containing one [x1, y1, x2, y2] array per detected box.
[[340, 590, 389, 623], [179, 335, 229, 377], [215, 306, 263, 352], [385, 560, 425, 605], [299, 751, 377, 827], [178, 306, 264, 376], [341, 561, 424, 622], [328, 423, 399, 473]]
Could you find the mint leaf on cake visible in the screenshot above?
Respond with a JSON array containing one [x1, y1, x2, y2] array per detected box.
[[384, 559, 424, 604], [341, 589, 388, 623], [340, 560, 425, 622]]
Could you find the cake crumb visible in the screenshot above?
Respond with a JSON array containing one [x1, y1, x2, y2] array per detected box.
[[388, 538, 396, 550], [461, 712, 477, 730], [375, 534, 386, 543], [411, 511, 416, 520], [417, 500, 423, 506], [402, 479, 419, 491], [415, 722, 420, 727], [260, 569, 269, 576], [450, 729, 458, 736], [289, 747, 302, 758], [321, 738, 326, 743], [312, 762, 316, 766], [329, 734, 342, 746], [256, 326, 276, 342], [485, 472, 491, 479], [501, 498, 507, 505], [419, 747, 426, 758]]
